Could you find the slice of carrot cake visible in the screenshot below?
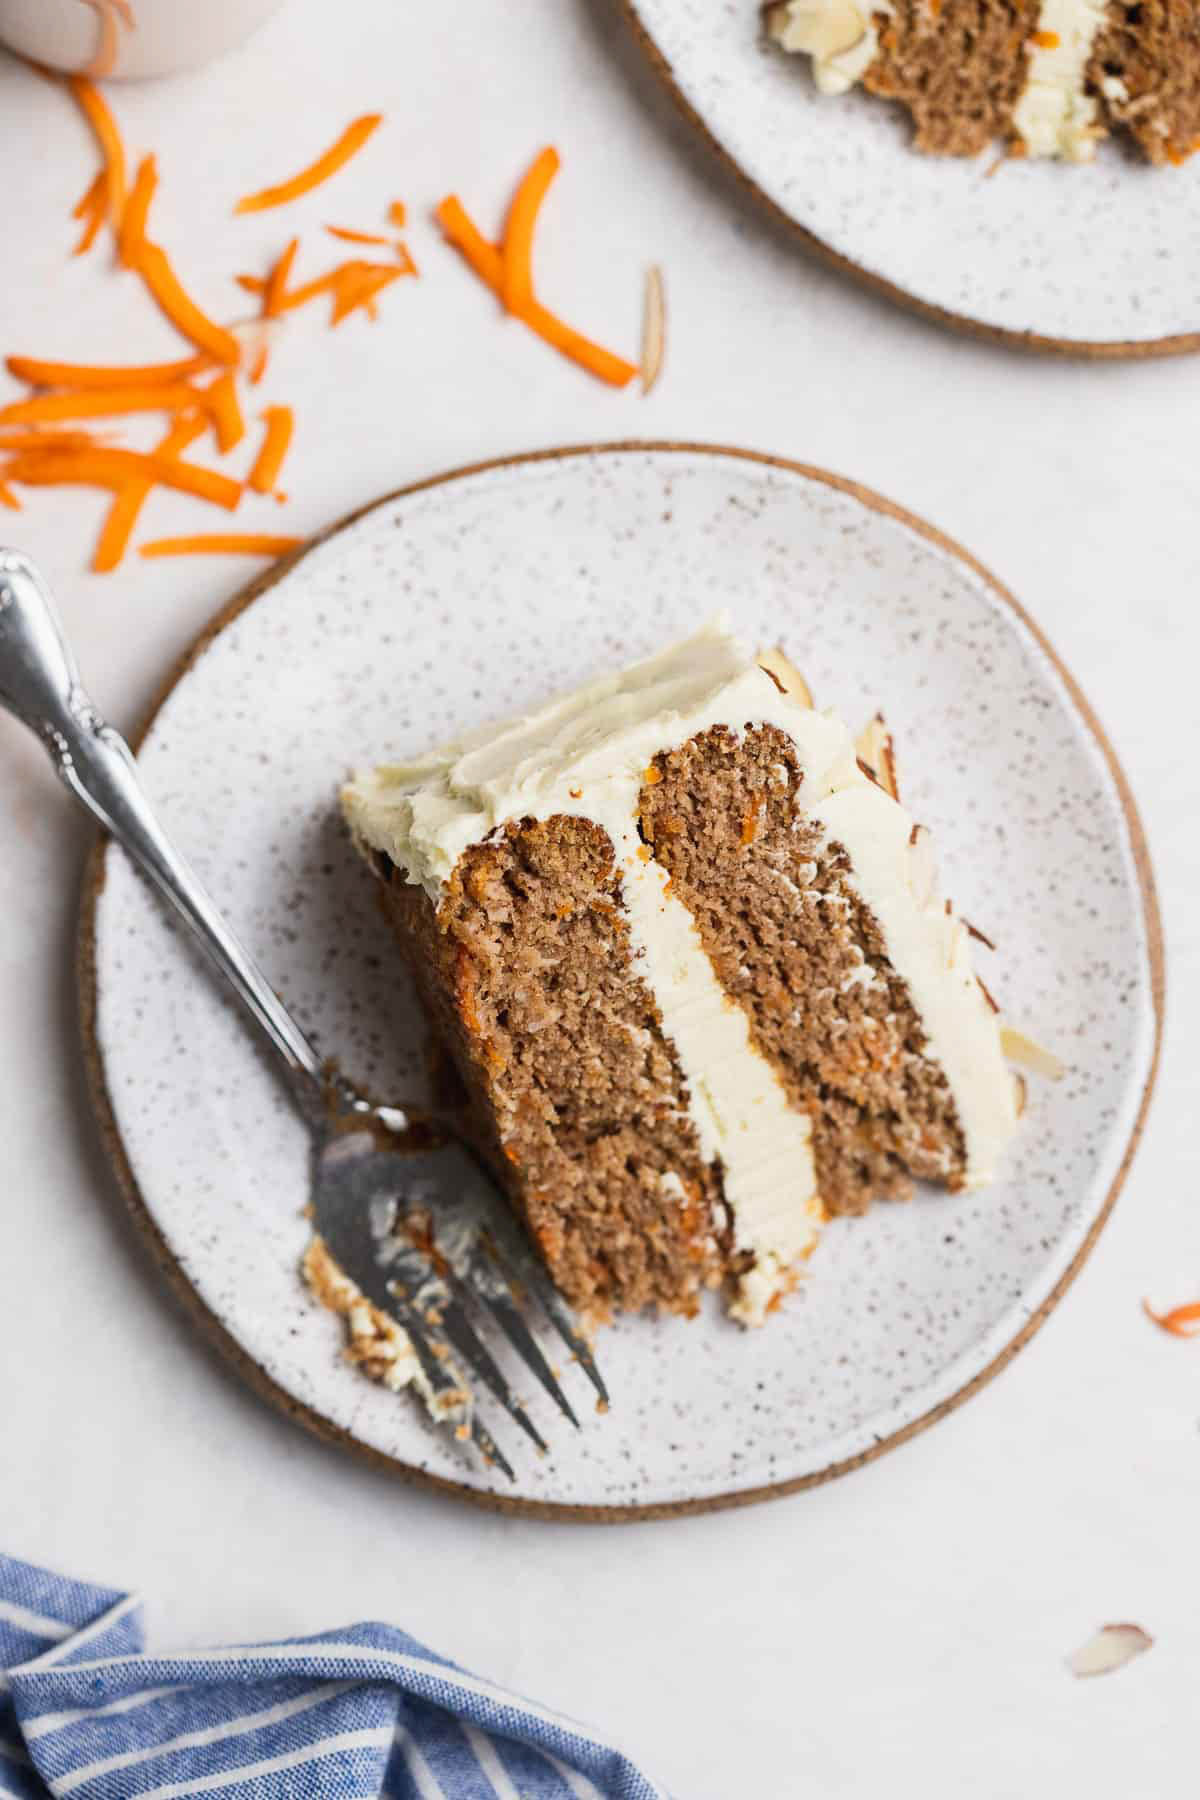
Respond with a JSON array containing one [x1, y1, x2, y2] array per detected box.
[[342, 620, 1021, 1327], [765, 1, 1200, 164]]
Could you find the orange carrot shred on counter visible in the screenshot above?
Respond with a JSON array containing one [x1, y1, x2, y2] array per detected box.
[[71, 170, 108, 255], [330, 262, 403, 325], [67, 75, 127, 226], [205, 368, 245, 451], [247, 406, 294, 494], [0, 480, 20, 511], [6, 353, 211, 389], [118, 151, 158, 269], [1143, 1298, 1200, 1338], [234, 114, 383, 215], [264, 236, 299, 318], [435, 186, 637, 389], [0, 384, 205, 426], [92, 412, 206, 574], [136, 242, 241, 365], [4, 446, 241, 509], [387, 200, 406, 227], [501, 146, 559, 314], [139, 533, 301, 558], [326, 224, 391, 246], [0, 430, 104, 452]]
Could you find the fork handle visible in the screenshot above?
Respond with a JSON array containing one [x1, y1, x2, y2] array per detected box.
[[0, 549, 326, 1098]]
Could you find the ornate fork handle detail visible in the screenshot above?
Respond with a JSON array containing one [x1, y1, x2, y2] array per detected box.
[[0, 550, 326, 1102]]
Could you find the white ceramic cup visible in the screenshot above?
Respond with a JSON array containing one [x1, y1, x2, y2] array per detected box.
[[0, 0, 288, 80]]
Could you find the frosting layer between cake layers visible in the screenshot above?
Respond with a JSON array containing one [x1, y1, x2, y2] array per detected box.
[[345, 619, 1017, 1322]]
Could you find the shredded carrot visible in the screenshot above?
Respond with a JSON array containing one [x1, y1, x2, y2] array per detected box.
[[92, 413, 205, 573], [388, 200, 407, 227], [139, 533, 301, 558], [435, 196, 504, 290], [501, 147, 559, 314], [0, 480, 20, 511], [72, 170, 108, 256], [118, 151, 157, 269], [81, 0, 135, 81], [4, 446, 241, 509], [247, 406, 294, 494], [0, 384, 204, 426], [234, 114, 383, 215], [0, 430, 103, 452], [205, 369, 245, 451], [264, 237, 299, 318], [72, 168, 106, 221], [1143, 1298, 1200, 1338], [247, 340, 270, 385], [235, 274, 266, 296], [67, 75, 127, 227], [436, 191, 636, 388], [395, 242, 419, 278], [326, 224, 391, 246], [1030, 28, 1060, 48], [330, 262, 403, 325], [136, 242, 241, 365], [6, 353, 210, 388]]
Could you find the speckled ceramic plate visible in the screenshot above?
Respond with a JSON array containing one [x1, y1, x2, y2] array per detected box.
[[622, 1, 1200, 355], [80, 444, 1161, 1517]]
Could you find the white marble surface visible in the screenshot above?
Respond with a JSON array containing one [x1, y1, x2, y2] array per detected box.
[[0, 4, 1197, 1795]]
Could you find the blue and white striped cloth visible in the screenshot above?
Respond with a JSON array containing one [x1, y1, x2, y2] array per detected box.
[[0, 1554, 666, 1799]]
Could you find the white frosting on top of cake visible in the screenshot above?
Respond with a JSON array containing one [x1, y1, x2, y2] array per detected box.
[[766, 0, 890, 96], [344, 618, 1018, 1322], [1012, 0, 1109, 161]]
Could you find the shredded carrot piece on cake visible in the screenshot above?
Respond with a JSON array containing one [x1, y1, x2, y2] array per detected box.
[[234, 115, 382, 214], [137, 242, 241, 364], [205, 369, 245, 451], [436, 160, 637, 388], [6, 353, 210, 388], [326, 224, 391, 246], [67, 75, 127, 226], [4, 446, 241, 508], [1143, 1298, 1200, 1338], [139, 533, 301, 557], [72, 170, 108, 255], [1030, 29, 1060, 48], [92, 413, 205, 573], [118, 152, 157, 268], [501, 146, 559, 314], [0, 384, 205, 426], [247, 406, 294, 494]]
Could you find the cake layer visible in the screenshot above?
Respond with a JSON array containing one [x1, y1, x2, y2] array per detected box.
[[1089, 2, 1200, 164], [345, 620, 1019, 1323], [376, 816, 728, 1318]]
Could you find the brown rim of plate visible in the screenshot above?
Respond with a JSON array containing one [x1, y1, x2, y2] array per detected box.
[[77, 441, 1165, 1522], [617, 1, 1200, 361]]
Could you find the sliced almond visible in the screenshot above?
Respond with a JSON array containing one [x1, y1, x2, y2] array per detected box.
[[1066, 1623, 1153, 1679], [757, 645, 813, 707], [640, 264, 666, 395], [855, 713, 899, 801], [1000, 1025, 1066, 1080], [906, 823, 938, 909]]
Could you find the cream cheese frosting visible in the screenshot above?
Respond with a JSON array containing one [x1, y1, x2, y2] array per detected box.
[[765, 0, 890, 96], [1012, 0, 1109, 161], [344, 619, 1018, 1322]]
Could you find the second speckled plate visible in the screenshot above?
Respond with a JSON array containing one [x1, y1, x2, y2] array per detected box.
[[622, 0, 1200, 355], [81, 444, 1160, 1517]]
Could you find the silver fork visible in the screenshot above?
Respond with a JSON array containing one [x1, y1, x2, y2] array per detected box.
[[0, 550, 607, 1480]]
